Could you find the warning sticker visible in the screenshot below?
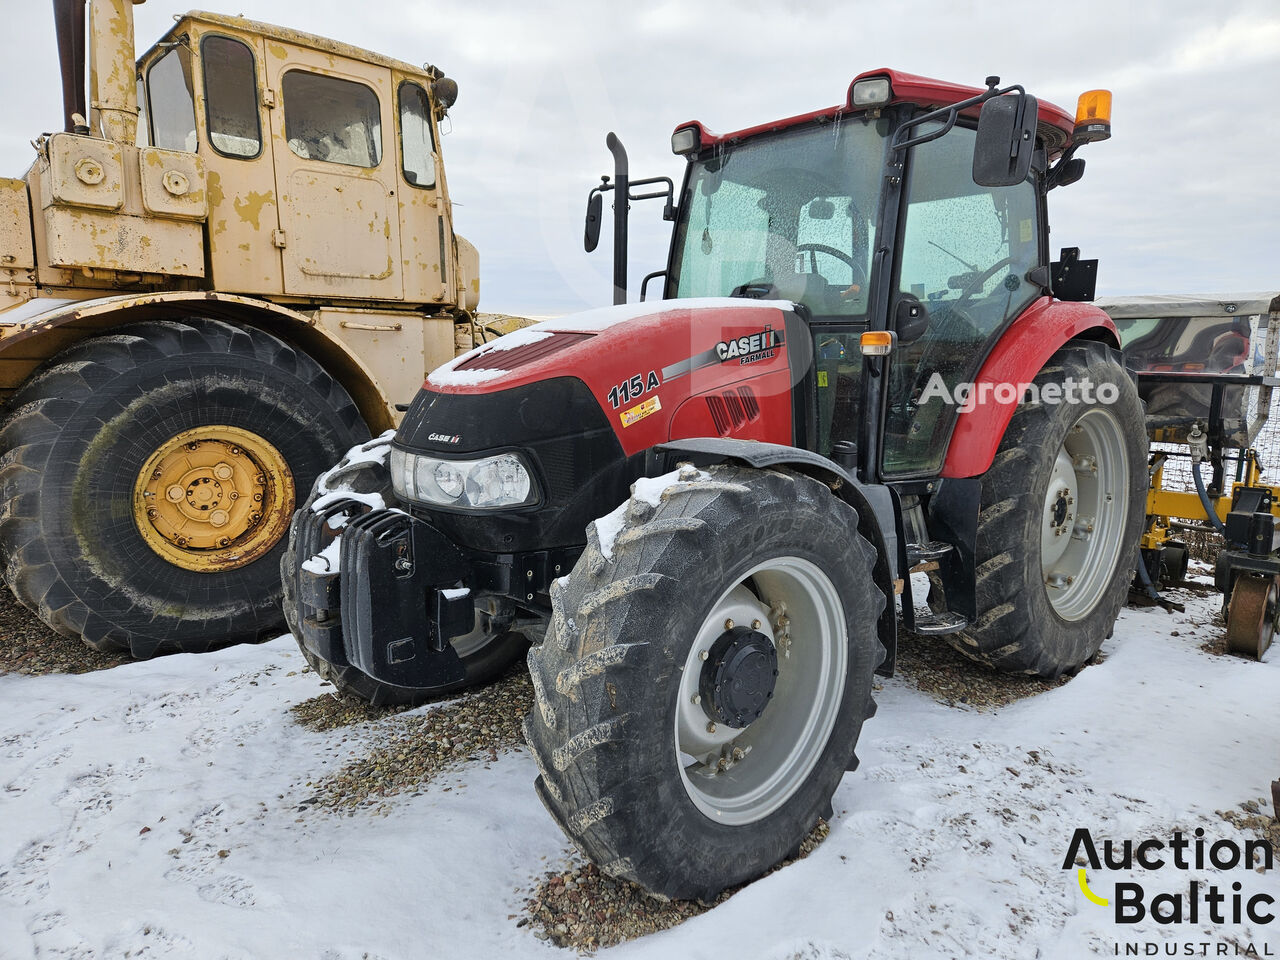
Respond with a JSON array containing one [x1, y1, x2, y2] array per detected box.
[[620, 396, 661, 428]]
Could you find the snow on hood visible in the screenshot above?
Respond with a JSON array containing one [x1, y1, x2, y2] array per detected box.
[[427, 298, 795, 388]]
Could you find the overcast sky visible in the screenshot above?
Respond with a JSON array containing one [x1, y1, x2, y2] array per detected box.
[[3, 0, 1276, 315]]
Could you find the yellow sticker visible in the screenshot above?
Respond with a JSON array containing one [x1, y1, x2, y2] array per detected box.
[[1019, 218, 1033, 243], [620, 395, 661, 428], [817, 370, 829, 388]]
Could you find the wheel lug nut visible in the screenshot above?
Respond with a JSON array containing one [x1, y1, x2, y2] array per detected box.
[[732, 747, 745, 761], [751, 619, 761, 629], [699, 650, 709, 661], [724, 619, 734, 630], [691, 694, 701, 705], [706, 721, 717, 734]]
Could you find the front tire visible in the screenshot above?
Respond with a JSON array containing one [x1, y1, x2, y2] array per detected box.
[[0, 318, 368, 656], [523, 464, 884, 901], [947, 339, 1146, 677]]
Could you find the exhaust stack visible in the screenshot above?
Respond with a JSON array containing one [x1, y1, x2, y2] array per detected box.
[[52, 0, 88, 133], [88, 0, 144, 143]]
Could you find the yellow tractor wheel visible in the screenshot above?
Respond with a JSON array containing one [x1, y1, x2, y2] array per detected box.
[[134, 425, 294, 572]]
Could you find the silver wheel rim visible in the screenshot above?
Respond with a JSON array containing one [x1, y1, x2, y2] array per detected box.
[[674, 556, 846, 825], [1040, 407, 1129, 621]]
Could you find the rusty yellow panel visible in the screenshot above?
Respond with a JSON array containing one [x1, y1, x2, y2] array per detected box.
[[398, 187, 446, 304], [139, 148, 208, 221], [315, 308, 455, 416], [0, 179, 35, 271], [43, 206, 204, 277], [43, 134, 124, 211], [456, 235, 479, 312]]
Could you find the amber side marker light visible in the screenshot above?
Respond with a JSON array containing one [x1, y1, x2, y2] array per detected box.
[[1074, 89, 1112, 143], [860, 331, 895, 356]]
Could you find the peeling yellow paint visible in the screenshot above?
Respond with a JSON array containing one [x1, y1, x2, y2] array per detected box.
[[233, 191, 274, 230]]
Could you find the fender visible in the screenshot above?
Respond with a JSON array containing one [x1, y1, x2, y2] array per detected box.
[[0, 290, 393, 431], [652, 437, 899, 677], [941, 297, 1119, 479]]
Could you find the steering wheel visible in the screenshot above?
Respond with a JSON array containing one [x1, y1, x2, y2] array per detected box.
[[952, 256, 1017, 308], [795, 243, 867, 297]]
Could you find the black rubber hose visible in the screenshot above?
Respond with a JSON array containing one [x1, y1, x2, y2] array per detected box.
[[1134, 545, 1162, 602], [1192, 460, 1229, 537]]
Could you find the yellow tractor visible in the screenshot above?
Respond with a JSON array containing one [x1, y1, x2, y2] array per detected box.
[[0, 1, 484, 656]]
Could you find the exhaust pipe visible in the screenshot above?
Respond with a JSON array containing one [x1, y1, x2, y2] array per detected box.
[[52, 0, 88, 133], [88, 0, 144, 144]]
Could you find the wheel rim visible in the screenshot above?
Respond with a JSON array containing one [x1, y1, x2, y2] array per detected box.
[[134, 425, 295, 572], [1040, 407, 1129, 621], [674, 556, 846, 825]]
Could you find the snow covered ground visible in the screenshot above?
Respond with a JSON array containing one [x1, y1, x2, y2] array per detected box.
[[2, 577, 1278, 959]]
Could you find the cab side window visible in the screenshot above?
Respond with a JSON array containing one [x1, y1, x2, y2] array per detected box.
[[201, 35, 261, 159], [282, 71, 382, 167], [399, 82, 437, 188], [147, 44, 196, 153]]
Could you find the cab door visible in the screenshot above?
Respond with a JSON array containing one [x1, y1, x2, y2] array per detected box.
[[263, 45, 403, 300]]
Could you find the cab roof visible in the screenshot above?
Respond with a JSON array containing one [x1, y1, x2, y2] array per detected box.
[[150, 10, 437, 79], [676, 67, 1077, 158]]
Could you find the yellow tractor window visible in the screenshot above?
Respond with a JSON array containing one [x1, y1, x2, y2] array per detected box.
[[201, 35, 261, 159], [399, 82, 437, 188], [282, 71, 382, 168], [146, 44, 196, 153]]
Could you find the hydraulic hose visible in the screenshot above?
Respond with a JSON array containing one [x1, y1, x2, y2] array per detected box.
[[1192, 460, 1229, 537], [1134, 545, 1162, 603]]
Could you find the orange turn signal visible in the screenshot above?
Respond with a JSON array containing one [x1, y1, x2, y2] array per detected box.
[[1073, 89, 1112, 143], [860, 331, 895, 356]]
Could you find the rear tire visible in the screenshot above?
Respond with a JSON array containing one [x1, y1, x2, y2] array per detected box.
[[523, 464, 883, 901], [280, 447, 531, 707], [946, 339, 1146, 677], [0, 318, 368, 656]]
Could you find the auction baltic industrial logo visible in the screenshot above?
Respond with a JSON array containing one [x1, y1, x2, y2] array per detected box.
[[1065, 827, 1276, 955]]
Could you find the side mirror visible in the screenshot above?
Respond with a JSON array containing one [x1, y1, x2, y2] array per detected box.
[[973, 93, 1038, 187], [895, 295, 930, 344], [584, 192, 603, 253]]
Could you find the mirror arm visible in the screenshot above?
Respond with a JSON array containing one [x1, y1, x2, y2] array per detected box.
[[891, 78, 1024, 154], [1045, 141, 1081, 190]]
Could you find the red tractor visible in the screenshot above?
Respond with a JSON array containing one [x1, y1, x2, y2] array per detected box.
[[283, 70, 1145, 899]]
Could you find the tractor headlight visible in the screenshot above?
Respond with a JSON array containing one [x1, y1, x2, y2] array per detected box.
[[390, 448, 536, 509]]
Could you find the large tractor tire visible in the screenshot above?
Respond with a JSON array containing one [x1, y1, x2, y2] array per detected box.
[[280, 448, 531, 706], [524, 464, 883, 901], [0, 318, 368, 657], [946, 339, 1146, 677]]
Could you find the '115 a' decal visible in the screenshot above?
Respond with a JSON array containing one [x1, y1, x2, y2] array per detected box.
[[608, 370, 661, 409]]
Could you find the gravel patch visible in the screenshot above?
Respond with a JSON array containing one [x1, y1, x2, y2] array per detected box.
[[1218, 797, 1280, 859], [0, 586, 128, 676], [892, 624, 1071, 709], [299, 666, 532, 813], [289, 687, 415, 732], [520, 820, 830, 951]]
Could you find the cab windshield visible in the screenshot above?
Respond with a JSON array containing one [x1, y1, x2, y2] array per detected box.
[[670, 118, 888, 318]]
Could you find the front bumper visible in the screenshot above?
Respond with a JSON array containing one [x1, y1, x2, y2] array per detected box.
[[292, 499, 474, 689]]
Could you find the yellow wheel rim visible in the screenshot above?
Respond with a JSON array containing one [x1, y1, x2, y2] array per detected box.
[[133, 425, 295, 573]]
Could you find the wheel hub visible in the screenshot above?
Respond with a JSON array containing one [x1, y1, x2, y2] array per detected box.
[[699, 625, 778, 728], [134, 425, 294, 573]]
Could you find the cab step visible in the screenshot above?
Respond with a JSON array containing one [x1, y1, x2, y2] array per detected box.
[[907, 540, 954, 566], [912, 611, 969, 636]]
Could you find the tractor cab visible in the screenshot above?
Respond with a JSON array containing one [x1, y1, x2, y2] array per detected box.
[[593, 70, 1108, 482]]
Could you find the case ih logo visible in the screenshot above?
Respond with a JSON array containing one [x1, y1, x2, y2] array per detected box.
[[716, 326, 784, 365], [427, 432, 461, 444]]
